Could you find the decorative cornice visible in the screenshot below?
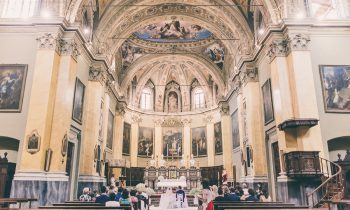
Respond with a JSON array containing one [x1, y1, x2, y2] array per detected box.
[[59, 39, 81, 60], [267, 39, 289, 61], [288, 33, 310, 51], [36, 33, 61, 52], [131, 114, 142, 124]]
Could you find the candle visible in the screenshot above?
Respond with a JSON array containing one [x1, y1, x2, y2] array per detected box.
[[166, 144, 169, 157]]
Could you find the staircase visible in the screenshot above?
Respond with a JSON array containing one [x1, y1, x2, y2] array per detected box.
[[306, 157, 344, 208]]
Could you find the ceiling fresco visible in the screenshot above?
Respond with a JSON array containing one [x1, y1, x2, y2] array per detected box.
[[133, 20, 213, 42]]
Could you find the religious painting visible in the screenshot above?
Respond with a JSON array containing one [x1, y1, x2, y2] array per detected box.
[[133, 20, 212, 42], [204, 42, 225, 70], [231, 110, 240, 149], [319, 65, 350, 112], [27, 130, 41, 154], [123, 123, 131, 155], [72, 78, 85, 124], [61, 133, 68, 157], [262, 79, 274, 124], [0, 64, 27, 112], [138, 127, 154, 157], [106, 110, 114, 149], [162, 127, 183, 158], [192, 127, 207, 157], [214, 122, 223, 155]]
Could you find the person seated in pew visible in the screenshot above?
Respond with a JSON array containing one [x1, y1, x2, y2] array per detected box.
[[130, 190, 139, 208], [241, 189, 259, 202], [259, 189, 272, 202], [115, 187, 124, 202], [224, 187, 240, 201], [214, 187, 226, 202], [79, 187, 92, 202], [136, 190, 147, 210], [105, 193, 120, 207], [95, 186, 110, 204], [119, 189, 131, 206]]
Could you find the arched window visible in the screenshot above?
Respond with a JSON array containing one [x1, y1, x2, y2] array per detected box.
[[140, 88, 153, 110], [193, 88, 205, 109]]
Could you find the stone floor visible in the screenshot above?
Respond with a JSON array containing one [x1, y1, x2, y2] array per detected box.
[[150, 207, 197, 210]]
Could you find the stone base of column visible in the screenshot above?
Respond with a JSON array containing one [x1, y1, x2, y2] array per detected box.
[[276, 175, 321, 205], [11, 171, 69, 207], [77, 175, 106, 198], [238, 175, 269, 190]]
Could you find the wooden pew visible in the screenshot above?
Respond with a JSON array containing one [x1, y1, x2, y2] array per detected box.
[[0, 198, 37, 209], [213, 201, 308, 210]]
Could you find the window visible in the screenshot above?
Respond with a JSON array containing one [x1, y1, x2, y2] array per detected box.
[[194, 88, 205, 109], [140, 88, 153, 110], [1, 0, 37, 18]]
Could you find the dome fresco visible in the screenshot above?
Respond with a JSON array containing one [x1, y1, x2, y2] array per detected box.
[[133, 20, 213, 42]]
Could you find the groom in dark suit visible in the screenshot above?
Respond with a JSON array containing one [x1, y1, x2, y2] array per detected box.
[[176, 186, 185, 207]]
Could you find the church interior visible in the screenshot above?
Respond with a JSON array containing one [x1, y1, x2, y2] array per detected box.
[[0, 0, 350, 210]]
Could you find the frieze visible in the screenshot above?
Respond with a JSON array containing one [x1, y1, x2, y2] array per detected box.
[[203, 115, 213, 124], [131, 114, 142, 124], [162, 117, 183, 127]]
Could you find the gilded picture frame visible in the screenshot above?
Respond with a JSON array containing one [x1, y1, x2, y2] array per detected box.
[[72, 78, 85, 124]]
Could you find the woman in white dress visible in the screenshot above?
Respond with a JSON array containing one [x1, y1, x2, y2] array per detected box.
[[159, 187, 175, 209]]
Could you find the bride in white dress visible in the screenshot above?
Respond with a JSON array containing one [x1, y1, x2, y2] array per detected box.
[[159, 188, 175, 209]]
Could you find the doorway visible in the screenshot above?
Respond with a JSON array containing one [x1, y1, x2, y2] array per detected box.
[[66, 127, 81, 200], [266, 129, 280, 201]]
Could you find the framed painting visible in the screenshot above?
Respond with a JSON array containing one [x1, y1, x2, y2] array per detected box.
[[138, 127, 154, 157], [106, 110, 114, 149], [122, 123, 131, 155], [231, 110, 240, 149], [72, 78, 85, 124], [319, 65, 350, 112], [214, 122, 223, 155], [162, 127, 183, 158], [262, 79, 274, 125], [192, 127, 207, 157], [0, 64, 28, 112]]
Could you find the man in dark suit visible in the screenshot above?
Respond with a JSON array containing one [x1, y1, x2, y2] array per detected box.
[[95, 186, 110, 204], [176, 186, 186, 207]]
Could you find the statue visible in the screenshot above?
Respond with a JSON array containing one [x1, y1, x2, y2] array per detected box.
[[159, 154, 166, 167], [180, 154, 186, 167], [189, 154, 196, 167], [149, 155, 156, 167], [168, 93, 178, 113], [222, 169, 228, 185]]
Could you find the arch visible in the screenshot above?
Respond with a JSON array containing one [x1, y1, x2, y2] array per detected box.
[[139, 79, 155, 111], [327, 136, 350, 161]]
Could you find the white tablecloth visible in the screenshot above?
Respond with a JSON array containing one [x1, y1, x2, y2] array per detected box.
[[157, 179, 187, 188], [159, 193, 189, 209]]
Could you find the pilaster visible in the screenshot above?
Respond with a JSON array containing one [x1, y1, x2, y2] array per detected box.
[[219, 102, 233, 179], [153, 118, 163, 162], [204, 115, 215, 166], [181, 118, 192, 166], [130, 115, 142, 167]]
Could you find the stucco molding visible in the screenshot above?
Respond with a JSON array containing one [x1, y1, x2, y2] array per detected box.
[[266, 39, 289, 62], [36, 33, 62, 53], [59, 38, 81, 61], [288, 33, 311, 51]]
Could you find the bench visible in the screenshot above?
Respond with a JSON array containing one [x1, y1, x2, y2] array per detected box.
[[213, 201, 308, 210], [39, 206, 131, 210], [0, 198, 37, 209]]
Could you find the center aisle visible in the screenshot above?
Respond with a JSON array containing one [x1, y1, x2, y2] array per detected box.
[[150, 207, 197, 210]]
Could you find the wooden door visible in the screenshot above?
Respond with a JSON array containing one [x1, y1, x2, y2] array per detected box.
[[0, 154, 8, 198]]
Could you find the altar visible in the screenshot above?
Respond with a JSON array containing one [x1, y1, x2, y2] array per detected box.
[[157, 179, 187, 188], [144, 155, 201, 189]]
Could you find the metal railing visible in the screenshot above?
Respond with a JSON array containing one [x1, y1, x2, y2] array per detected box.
[[306, 157, 344, 208]]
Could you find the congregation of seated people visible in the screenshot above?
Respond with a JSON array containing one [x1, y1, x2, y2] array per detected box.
[[213, 184, 271, 202], [79, 185, 149, 210]]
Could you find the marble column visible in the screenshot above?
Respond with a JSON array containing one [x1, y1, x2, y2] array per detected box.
[[286, 33, 325, 157], [130, 115, 142, 167], [220, 102, 234, 179], [154, 119, 163, 163], [205, 116, 215, 166], [182, 119, 192, 167], [112, 102, 126, 177], [78, 64, 107, 195], [12, 32, 69, 206], [49, 37, 80, 172]]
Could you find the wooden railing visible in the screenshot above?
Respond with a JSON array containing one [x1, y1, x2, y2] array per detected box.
[[306, 157, 344, 208]]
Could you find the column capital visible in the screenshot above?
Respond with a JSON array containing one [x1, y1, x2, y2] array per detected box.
[[219, 101, 230, 116], [288, 33, 311, 51], [131, 114, 142, 124], [240, 63, 258, 85], [115, 101, 126, 116], [267, 39, 289, 62], [36, 32, 61, 53], [203, 115, 213, 124], [89, 62, 108, 83], [153, 118, 164, 126], [181, 118, 192, 126], [59, 38, 81, 61]]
